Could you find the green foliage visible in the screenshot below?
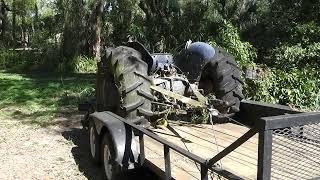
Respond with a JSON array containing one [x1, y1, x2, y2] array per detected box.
[[237, 0, 320, 111], [190, 108, 209, 124], [264, 22, 320, 70], [267, 42, 320, 69], [289, 22, 320, 45], [0, 50, 43, 71], [0, 49, 97, 74], [244, 67, 320, 111], [209, 21, 257, 67], [243, 67, 277, 104], [0, 49, 61, 72], [66, 56, 97, 73]]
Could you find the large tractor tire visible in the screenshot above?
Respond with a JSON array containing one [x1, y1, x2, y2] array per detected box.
[[199, 48, 244, 114], [98, 46, 153, 126]]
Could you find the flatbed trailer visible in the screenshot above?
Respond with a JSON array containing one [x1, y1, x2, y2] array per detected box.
[[84, 100, 320, 180]]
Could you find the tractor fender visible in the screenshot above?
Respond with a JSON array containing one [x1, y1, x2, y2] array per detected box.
[[126, 41, 155, 74], [174, 42, 216, 82], [89, 111, 139, 170]]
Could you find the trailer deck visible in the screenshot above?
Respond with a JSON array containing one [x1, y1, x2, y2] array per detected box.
[[87, 101, 320, 180], [144, 122, 258, 179]]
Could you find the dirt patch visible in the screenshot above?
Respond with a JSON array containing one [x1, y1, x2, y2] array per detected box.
[[0, 116, 105, 180], [0, 113, 158, 180]]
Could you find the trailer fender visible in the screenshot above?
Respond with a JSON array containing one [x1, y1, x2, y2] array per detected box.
[[89, 111, 139, 169]]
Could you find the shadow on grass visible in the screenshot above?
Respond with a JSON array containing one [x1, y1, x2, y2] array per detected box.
[[0, 71, 95, 127], [10, 107, 83, 127]]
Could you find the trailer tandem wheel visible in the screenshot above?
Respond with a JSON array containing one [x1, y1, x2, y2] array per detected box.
[[89, 121, 101, 164], [101, 132, 121, 180]]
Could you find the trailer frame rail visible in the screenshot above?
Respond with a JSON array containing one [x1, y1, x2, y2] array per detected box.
[[106, 101, 320, 180]]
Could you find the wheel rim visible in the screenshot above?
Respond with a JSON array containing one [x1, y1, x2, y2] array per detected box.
[[89, 126, 96, 158], [103, 144, 112, 179]]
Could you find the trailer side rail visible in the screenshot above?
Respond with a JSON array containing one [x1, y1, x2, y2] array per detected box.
[[107, 113, 243, 180], [105, 101, 320, 180], [257, 112, 320, 179]]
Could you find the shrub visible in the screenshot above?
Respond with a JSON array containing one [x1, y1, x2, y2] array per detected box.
[[244, 67, 320, 111], [0, 49, 97, 74], [209, 21, 257, 67], [0, 48, 62, 73], [267, 42, 320, 69], [0, 50, 42, 71], [66, 56, 97, 73]]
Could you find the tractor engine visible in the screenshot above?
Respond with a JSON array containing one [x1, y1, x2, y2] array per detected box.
[[150, 53, 191, 96]]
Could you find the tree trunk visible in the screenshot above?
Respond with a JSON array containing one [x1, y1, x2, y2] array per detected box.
[[12, 0, 16, 47], [89, 0, 104, 62], [0, 0, 7, 41], [21, 15, 27, 47], [0, 0, 12, 46], [32, 3, 39, 35], [62, 0, 86, 59], [34, 3, 39, 28]]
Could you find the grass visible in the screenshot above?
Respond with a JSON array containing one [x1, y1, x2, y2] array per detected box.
[[0, 71, 95, 127]]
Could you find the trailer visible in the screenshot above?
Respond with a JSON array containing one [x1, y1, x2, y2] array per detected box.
[[79, 100, 320, 180]]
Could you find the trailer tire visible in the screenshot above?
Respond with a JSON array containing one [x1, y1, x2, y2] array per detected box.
[[199, 47, 244, 113], [89, 121, 101, 164], [107, 46, 152, 126], [101, 132, 121, 180]]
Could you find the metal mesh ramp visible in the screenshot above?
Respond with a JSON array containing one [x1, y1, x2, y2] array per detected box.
[[271, 123, 320, 179]]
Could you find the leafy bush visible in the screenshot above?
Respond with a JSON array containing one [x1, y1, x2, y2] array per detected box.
[[66, 56, 97, 73], [30, 30, 57, 49], [244, 67, 320, 111], [209, 21, 257, 67], [0, 49, 97, 74], [0, 48, 62, 73], [207, 21, 320, 111], [267, 42, 320, 69], [289, 22, 320, 45], [0, 50, 42, 71]]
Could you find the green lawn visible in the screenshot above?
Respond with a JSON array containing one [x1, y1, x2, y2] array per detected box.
[[0, 71, 95, 127]]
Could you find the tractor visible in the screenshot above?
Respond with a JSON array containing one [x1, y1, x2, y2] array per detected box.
[[80, 41, 244, 179], [88, 41, 243, 126]]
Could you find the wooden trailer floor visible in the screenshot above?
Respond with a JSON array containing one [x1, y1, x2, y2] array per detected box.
[[144, 121, 258, 180]]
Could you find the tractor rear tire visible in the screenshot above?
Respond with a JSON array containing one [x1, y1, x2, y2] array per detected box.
[[199, 47, 244, 114], [104, 46, 153, 126]]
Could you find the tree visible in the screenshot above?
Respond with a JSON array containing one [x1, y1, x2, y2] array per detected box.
[[88, 0, 105, 61], [0, 0, 11, 46], [61, 0, 87, 59], [139, 0, 180, 52]]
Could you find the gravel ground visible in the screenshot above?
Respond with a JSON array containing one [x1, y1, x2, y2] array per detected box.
[[0, 115, 105, 180], [0, 114, 158, 180]]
